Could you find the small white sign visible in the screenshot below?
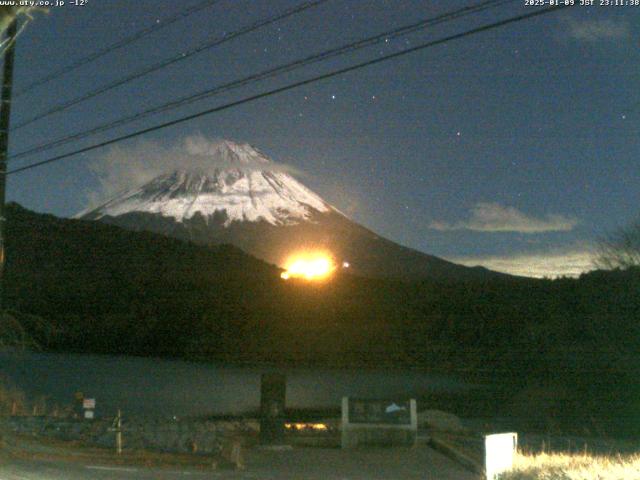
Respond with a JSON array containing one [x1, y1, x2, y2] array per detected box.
[[84, 410, 95, 420], [83, 398, 96, 409], [485, 432, 517, 480]]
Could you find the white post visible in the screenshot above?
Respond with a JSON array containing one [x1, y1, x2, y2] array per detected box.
[[341, 397, 350, 449], [116, 409, 122, 455], [409, 399, 417, 446]]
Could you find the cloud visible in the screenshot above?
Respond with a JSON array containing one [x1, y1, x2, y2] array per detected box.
[[448, 246, 596, 279], [83, 135, 301, 210], [430, 202, 578, 234], [565, 18, 630, 42]]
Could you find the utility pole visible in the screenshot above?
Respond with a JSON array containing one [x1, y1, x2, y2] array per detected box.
[[0, 18, 18, 311]]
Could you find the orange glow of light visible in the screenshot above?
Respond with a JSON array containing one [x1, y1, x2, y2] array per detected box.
[[280, 252, 335, 281], [285, 422, 329, 431]]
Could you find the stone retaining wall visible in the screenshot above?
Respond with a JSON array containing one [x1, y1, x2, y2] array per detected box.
[[2, 416, 259, 454]]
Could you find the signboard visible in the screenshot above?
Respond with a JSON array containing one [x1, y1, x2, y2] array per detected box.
[[485, 432, 518, 480], [82, 398, 96, 409], [348, 399, 411, 425], [84, 410, 95, 420], [341, 397, 417, 448]]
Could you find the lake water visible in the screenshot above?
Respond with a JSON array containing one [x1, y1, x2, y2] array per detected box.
[[0, 350, 471, 417]]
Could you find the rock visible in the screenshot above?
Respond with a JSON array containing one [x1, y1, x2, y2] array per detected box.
[[95, 431, 115, 448], [243, 420, 259, 433], [417, 410, 466, 432]]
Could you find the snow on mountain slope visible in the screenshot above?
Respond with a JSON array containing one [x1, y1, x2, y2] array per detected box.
[[78, 140, 332, 226]]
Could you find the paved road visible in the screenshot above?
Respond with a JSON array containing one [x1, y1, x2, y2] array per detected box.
[[0, 446, 477, 480]]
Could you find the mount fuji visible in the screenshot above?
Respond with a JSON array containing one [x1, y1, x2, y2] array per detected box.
[[78, 140, 499, 280]]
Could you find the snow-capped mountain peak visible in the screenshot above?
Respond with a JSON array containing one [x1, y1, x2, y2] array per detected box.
[[78, 140, 332, 226], [184, 138, 270, 167]]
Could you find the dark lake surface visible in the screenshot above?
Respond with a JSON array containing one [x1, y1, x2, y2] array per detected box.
[[1, 350, 472, 417]]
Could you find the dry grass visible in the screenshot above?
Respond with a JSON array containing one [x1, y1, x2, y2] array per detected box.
[[499, 451, 640, 480], [0, 375, 27, 415]]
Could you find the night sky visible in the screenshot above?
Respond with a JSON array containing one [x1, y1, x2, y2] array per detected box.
[[6, 0, 639, 277]]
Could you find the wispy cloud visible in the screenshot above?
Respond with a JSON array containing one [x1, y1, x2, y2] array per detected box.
[[565, 18, 630, 42], [83, 135, 301, 210], [430, 202, 578, 234], [448, 246, 596, 279]]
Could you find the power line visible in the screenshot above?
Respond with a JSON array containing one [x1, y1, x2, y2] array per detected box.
[[7, 5, 568, 177], [0, 17, 31, 59], [11, 0, 330, 131], [14, 0, 223, 97], [11, 0, 515, 161]]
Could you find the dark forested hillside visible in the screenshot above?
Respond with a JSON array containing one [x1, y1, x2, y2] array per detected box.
[[4, 202, 438, 364], [4, 203, 640, 435]]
